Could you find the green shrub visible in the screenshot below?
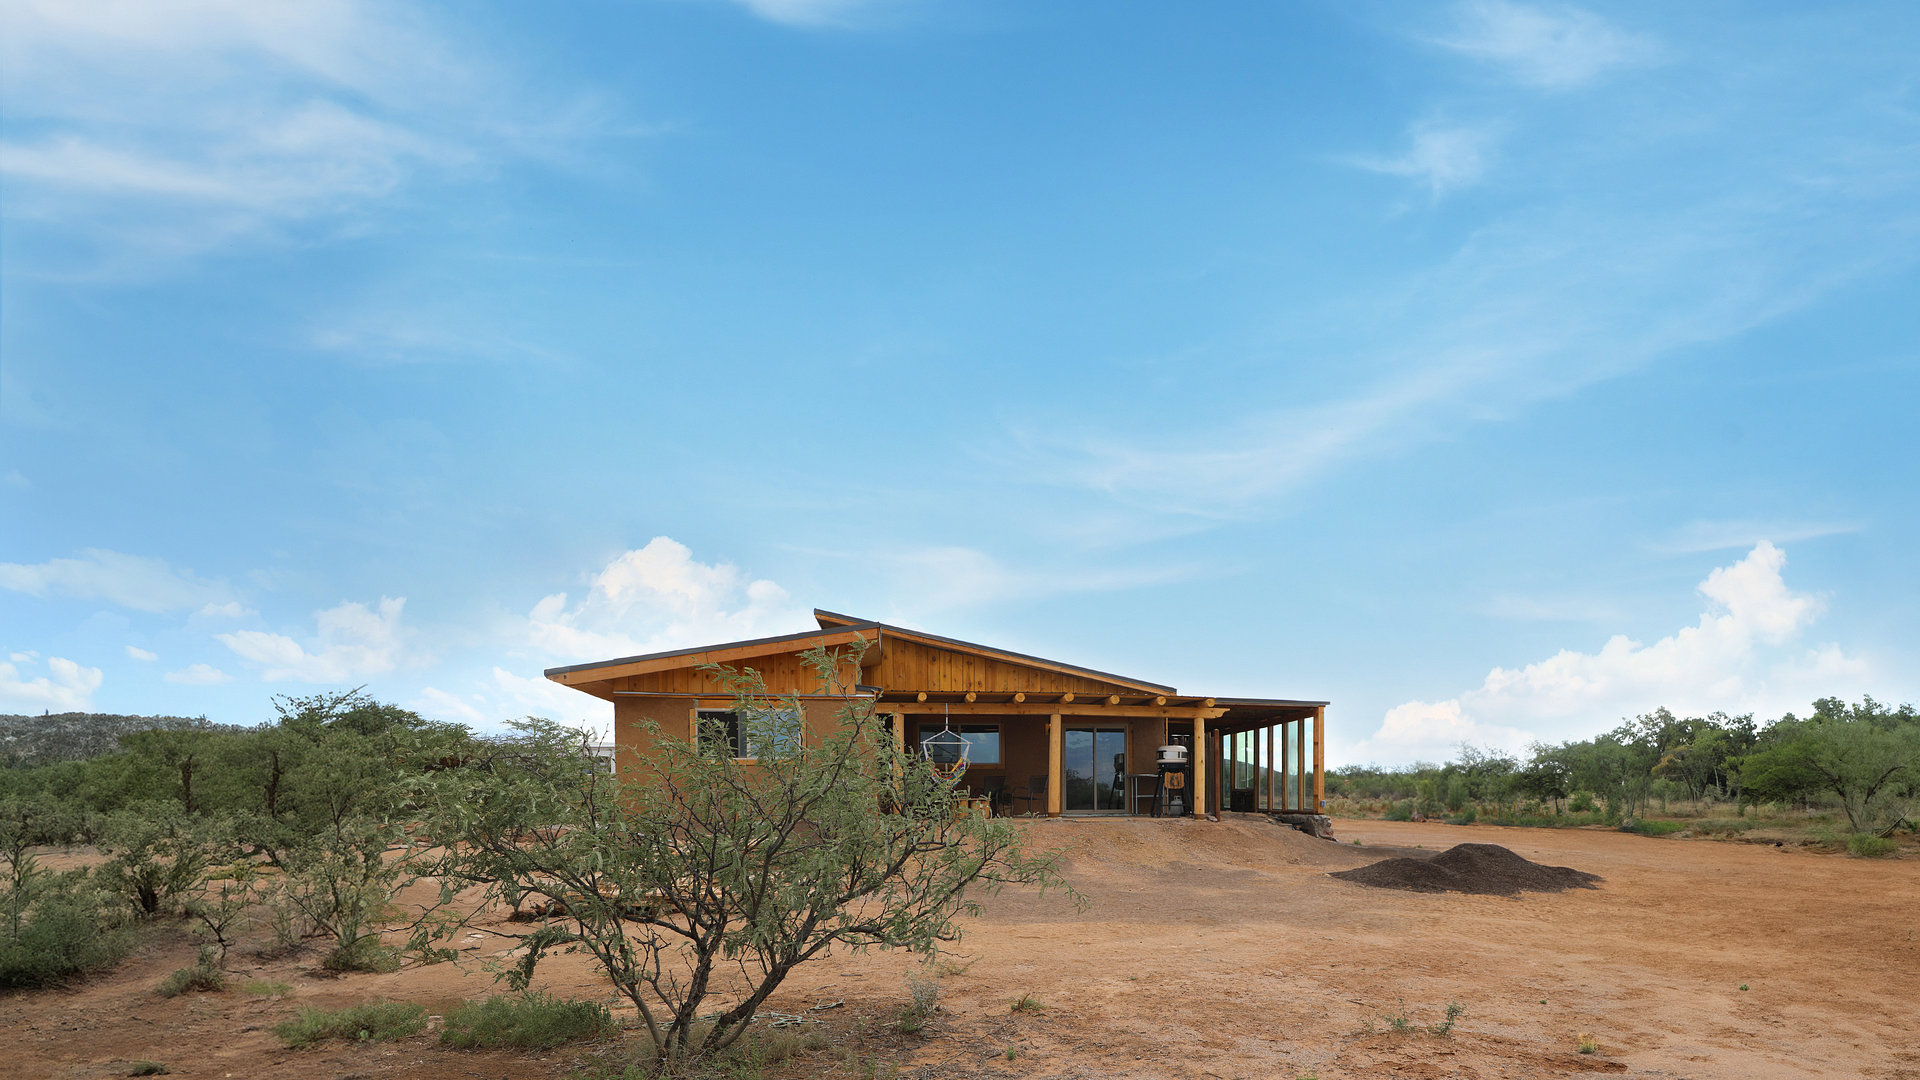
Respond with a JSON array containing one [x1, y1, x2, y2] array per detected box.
[[1847, 833, 1897, 858], [0, 866, 131, 989], [1383, 800, 1414, 822], [1693, 818, 1755, 836], [1445, 806, 1477, 825], [156, 963, 224, 997], [440, 992, 615, 1050], [1621, 819, 1686, 837], [274, 1000, 427, 1047], [242, 979, 291, 996], [1568, 791, 1596, 814]]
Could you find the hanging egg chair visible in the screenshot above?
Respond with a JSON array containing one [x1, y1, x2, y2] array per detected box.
[[921, 712, 970, 784]]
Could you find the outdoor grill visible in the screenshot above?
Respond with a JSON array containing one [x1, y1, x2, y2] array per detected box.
[[1155, 745, 1191, 816]]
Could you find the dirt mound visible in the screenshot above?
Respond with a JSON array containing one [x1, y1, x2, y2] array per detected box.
[[1330, 842, 1601, 896]]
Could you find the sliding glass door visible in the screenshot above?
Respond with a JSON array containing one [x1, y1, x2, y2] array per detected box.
[[1063, 728, 1127, 812]]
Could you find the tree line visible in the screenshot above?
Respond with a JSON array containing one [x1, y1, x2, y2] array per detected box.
[[1329, 696, 1918, 838]]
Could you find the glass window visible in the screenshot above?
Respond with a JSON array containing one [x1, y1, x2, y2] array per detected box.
[[917, 725, 1000, 765], [698, 707, 801, 759]]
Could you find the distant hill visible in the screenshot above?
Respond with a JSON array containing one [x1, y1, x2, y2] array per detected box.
[[0, 712, 248, 767]]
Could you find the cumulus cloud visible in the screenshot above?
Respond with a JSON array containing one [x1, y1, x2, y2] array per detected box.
[[413, 685, 485, 724], [1352, 543, 1868, 762], [1349, 122, 1497, 197], [525, 537, 805, 663], [164, 662, 232, 685], [218, 596, 408, 681], [492, 667, 612, 740], [1430, 0, 1659, 89], [0, 548, 234, 613], [0, 654, 104, 712], [125, 645, 158, 661]]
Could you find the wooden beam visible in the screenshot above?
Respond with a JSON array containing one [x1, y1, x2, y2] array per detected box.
[[871, 702, 1225, 719], [1192, 715, 1207, 818], [915, 691, 928, 703], [1047, 714, 1063, 817], [964, 691, 977, 703], [1105, 694, 1121, 706], [1012, 692, 1026, 703], [1154, 695, 1167, 706], [1313, 705, 1326, 813], [1059, 692, 1076, 704]]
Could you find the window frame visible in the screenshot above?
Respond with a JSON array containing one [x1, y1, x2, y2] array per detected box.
[[696, 706, 802, 760], [915, 723, 1003, 766]]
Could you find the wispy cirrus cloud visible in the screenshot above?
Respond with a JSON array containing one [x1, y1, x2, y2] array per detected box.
[[722, 0, 900, 29], [1348, 122, 1499, 197], [0, 0, 612, 272], [0, 548, 236, 613], [1653, 518, 1865, 555], [1427, 0, 1660, 90]]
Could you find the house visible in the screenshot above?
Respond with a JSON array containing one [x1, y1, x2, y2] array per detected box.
[[544, 609, 1326, 819]]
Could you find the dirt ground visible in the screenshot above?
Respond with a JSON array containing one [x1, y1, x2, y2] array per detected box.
[[5, 816, 1916, 1079]]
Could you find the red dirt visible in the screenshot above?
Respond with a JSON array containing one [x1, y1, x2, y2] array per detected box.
[[4, 816, 1917, 1079]]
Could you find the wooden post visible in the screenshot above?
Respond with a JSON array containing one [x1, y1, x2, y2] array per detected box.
[[1297, 716, 1308, 811], [1192, 719, 1207, 818], [1047, 714, 1063, 817], [891, 712, 906, 777], [1313, 705, 1326, 812]]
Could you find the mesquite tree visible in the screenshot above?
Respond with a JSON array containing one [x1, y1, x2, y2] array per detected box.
[[414, 643, 1065, 1064]]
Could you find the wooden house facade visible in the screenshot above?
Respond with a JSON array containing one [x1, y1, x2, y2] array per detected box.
[[545, 609, 1326, 819]]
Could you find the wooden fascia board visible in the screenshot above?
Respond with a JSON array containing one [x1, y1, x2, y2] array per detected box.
[[882, 629, 1173, 694], [545, 626, 875, 690], [874, 702, 1226, 720]]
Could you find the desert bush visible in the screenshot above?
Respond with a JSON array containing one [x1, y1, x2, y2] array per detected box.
[[0, 848, 130, 989], [1383, 800, 1414, 822], [156, 947, 226, 997], [274, 1000, 427, 1047], [1620, 819, 1686, 837], [97, 806, 212, 918], [1847, 833, 1897, 858], [415, 642, 1065, 1065], [440, 992, 615, 1050], [1445, 806, 1477, 825], [1568, 791, 1596, 813]]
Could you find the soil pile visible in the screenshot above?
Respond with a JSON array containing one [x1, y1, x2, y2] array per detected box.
[[1331, 842, 1601, 896]]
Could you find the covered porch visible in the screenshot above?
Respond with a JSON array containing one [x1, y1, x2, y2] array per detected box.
[[884, 694, 1326, 818]]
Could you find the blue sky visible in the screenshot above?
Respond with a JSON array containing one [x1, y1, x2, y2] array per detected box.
[[2, 0, 1915, 764]]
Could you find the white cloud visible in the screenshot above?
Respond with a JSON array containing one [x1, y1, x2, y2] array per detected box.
[[1430, 0, 1658, 90], [0, 0, 605, 270], [725, 0, 892, 28], [0, 548, 234, 613], [1654, 518, 1864, 554], [1349, 122, 1497, 197], [218, 596, 408, 681], [196, 601, 255, 619], [492, 667, 612, 740], [414, 685, 485, 724], [1351, 543, 1867, 762], [525, 537, 806, 663], [163, 662, 232, 685], [125, 645, 158, 661], [1, 470, 26, 489], [0, 654, 104, 712]]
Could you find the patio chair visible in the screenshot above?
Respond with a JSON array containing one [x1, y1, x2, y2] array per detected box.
[[979, 774, 1009, 816], [1012, 774, 1048, 815]]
